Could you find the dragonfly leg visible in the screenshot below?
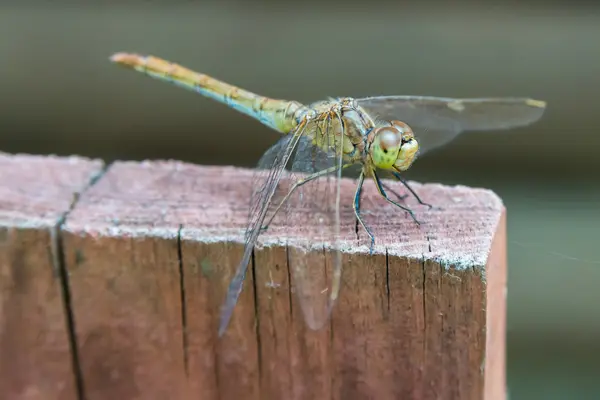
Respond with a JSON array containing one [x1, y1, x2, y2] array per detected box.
[[353, 171, 376, 255], [373, 171, 422, 226], [391, 172, 433, 209], [380, 181, 409, 202], [260, 165, 343, 232]]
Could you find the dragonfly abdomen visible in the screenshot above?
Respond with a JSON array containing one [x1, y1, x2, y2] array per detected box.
[[110, 52, 304, 134]]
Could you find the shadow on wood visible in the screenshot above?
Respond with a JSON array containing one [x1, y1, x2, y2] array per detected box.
[[0, 153, 506, 400]]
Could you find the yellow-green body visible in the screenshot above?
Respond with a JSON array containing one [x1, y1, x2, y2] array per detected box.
[[109, 53, 403, 173]]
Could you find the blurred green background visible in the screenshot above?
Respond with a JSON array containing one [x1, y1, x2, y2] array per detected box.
[[1, 1, 599, 398]]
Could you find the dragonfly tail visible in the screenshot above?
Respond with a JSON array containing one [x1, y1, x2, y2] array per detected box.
[[110, 52, 304, 134]]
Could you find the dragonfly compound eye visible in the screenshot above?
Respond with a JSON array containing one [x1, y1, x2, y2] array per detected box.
[[371, 126, 402, 169], [391, 121, 419, 172]]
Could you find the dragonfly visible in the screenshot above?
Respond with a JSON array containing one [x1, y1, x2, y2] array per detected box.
[[110, 52, 546, 336]]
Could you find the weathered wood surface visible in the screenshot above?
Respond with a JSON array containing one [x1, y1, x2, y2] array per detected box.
[[0, 153, 507, 400], [0, 152, 105, 399]]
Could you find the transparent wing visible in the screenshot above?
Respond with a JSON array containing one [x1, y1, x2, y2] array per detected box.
[[356, 96, 546, 156], [282, 116, 345, 330], [218, 121, 308, 336], [251, 135, 331, 176]]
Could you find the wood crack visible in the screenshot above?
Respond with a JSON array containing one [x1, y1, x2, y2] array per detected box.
[[52, 162, 110, 400]]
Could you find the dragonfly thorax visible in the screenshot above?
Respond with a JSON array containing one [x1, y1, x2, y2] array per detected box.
[[297, 98, 374, 161], [369, 120, 419, 172]]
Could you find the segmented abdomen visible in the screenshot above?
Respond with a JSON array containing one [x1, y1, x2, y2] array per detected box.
[[110, 52, 305, 134]]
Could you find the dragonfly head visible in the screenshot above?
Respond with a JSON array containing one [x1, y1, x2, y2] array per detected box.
[[370, 120, 419, 172]]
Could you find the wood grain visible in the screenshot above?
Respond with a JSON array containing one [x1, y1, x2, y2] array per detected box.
[[0, 152, 104, 400], [62, 159, 506, 400], [1, 154, 507, 399]]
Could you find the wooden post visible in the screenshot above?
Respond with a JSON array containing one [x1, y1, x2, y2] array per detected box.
[[0, 152, 105, 399], [0, 154, 507, 400]]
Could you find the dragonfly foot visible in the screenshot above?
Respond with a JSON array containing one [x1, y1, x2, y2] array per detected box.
[[260, 225, 269, 233], [407, 210, 422, 226], [369, 237, 375, 255], [396, 193, 409, 201], [421, 202, 434, 210]]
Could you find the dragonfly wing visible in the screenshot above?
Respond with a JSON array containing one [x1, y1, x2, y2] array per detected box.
[[255, 135, 331, 173], [356, 96, 546, 156], [283, 118, 345, 330], [218, 122, 308, 336]]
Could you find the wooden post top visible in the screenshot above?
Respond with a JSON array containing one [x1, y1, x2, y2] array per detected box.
[[0, 152, 104, 228], [65, 159, 504, 270]]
